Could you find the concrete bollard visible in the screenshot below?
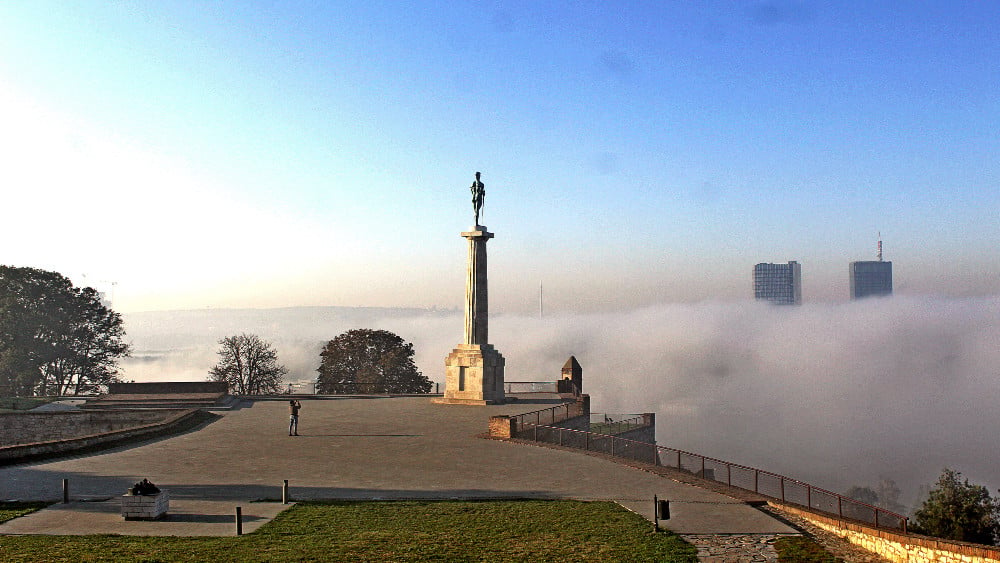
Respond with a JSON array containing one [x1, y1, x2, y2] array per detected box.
[[235, 506, 243, 536], [282, 480, 289, 504]]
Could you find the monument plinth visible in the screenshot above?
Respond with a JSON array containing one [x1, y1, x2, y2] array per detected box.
[[436, 173, 506, 405]]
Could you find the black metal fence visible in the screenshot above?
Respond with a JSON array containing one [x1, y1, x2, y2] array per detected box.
[[516, 421, 909, 532]]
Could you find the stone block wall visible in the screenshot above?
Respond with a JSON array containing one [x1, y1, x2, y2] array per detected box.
[[0, 409, 203, 464], [0, 411, 174, 447], [109, 382, 228, 394], [122, 491, 169, 520], [775, 503, 1000, 563]]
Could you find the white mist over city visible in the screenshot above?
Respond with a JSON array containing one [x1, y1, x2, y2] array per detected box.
[[121, 295, 1000, 510]]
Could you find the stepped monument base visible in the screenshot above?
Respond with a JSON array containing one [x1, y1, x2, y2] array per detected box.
[[434, 344, 506, 405]]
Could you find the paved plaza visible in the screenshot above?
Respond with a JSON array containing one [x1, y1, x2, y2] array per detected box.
[[0, 397, 795, 537]]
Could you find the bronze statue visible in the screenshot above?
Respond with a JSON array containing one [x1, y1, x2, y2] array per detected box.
[[470, 171, 485, 226]]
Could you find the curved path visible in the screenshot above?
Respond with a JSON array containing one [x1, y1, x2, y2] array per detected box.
[[0, 397, 794, 536]]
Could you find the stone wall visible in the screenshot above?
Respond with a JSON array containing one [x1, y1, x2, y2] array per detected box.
[[775, 503, 1000, 563], [0, 409, 205, 465], [109, 382, 228, 394], [0, 411, 174, 446]]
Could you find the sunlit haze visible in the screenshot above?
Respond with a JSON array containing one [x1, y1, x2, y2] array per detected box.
[[2, 3, 998, 312]]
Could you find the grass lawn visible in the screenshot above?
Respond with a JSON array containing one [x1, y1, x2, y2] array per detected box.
[[0, 502, 50, 525], [0, 500, 698, 562], [774, 536, 844, 562]]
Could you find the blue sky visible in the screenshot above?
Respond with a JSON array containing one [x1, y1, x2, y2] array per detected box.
[[1, 2, 997, 312]]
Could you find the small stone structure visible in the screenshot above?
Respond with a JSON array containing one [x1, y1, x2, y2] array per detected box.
[[121, 491, 169, 520], [557, 356, 582, 394]]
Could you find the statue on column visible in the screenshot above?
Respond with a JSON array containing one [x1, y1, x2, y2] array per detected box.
[[470, 171, 485, 226]]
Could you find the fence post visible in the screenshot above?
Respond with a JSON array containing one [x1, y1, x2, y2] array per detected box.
[[807, 486, 811, 508], [754, 470, 759, 493], [62, 479, 69, 504], [235, 506, 243, 536], [701, 456, 706, 477], [838, 497, 843, 519], [611, 437, 615, 457], [727, 464, 732, 487], [676, 450, 681, 470], [903, 517, 908, 534], [874, 508, 879, 528], [780, 477, 785, 501], [282, 479, 289, 504]]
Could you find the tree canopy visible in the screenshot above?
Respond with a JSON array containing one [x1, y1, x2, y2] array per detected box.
[[911, 468, 1000, 546], [317, 329, 431, 394], [208, 333, 287, 395], [0, 266, 130, 396]]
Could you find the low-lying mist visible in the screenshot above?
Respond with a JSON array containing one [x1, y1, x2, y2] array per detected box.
[[121, 296, 1000, 510]]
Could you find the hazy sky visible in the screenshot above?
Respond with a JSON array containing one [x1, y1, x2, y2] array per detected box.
[[1, 2, 998, 313]]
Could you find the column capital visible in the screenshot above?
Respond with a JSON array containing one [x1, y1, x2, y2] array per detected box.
[[461, 226, 494, 239]]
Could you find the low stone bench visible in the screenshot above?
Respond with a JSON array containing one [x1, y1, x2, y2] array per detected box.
[[121, 491, 169, 520]]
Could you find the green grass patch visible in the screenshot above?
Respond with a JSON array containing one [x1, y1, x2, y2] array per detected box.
[[774, 536, 843, 562], [0, 502, 50, 524], [0, 500, 697, 562]]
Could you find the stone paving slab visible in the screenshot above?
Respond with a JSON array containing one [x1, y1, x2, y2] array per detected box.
[[0, 499, 290, 536], [0, 397, 796, 537], [616, 499, 798, 534]]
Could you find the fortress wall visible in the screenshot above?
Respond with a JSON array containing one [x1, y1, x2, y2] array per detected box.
[[109, 382, 228, 394], [0, 411, 174, 446], [0, 409, 204, 465], [774, 502, 1000, 563]]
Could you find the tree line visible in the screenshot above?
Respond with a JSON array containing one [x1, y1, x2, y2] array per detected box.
[[208, 329, 431, 395], [0, 266, 130, 396]]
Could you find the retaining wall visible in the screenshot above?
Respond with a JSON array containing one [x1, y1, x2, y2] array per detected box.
[[0, 409, 207, 465], [775, 502, 1000, 563], [109, 382, 228, 394], [0, 411, 175, 446]]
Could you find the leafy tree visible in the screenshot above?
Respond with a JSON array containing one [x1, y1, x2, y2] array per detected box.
[[0, 266, 130, 396], [317, 329, 431, 394], [208, 334, 287, 395], [911, 468, 1000, 546]]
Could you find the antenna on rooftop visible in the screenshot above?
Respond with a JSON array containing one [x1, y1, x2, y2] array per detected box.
[[877, 232, 883, 262]]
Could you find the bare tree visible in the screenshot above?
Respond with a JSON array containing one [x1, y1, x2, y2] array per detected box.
[[209, 333, 287, 394]]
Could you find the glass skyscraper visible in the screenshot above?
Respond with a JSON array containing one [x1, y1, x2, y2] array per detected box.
[[850, 261, 893, 299], [753, 261, 802, 305]]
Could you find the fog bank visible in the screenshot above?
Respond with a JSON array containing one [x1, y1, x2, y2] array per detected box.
[[122, 296, 1000, 509]]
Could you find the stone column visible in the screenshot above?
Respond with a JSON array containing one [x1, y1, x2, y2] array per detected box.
[[463, 227, 492, 345], [436, 225, 505, 405]]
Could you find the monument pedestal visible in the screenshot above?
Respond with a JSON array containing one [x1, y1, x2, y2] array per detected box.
[[436, 344, 505, 405]]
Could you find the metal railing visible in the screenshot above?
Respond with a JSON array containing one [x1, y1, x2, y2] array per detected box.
[[509, 401, 585, 433], [504, 381, 558, 393], [589, 413, 645, 435], [515, 422, 909, 533]]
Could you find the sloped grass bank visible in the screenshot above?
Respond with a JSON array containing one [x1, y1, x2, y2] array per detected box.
[[0, 502, 49, 524], [0, 500, 698, 562]]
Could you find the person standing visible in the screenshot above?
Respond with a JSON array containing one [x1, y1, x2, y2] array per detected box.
[[288, 400, 301, 436]]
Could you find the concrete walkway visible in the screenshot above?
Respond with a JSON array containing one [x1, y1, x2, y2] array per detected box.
[[0, 397, 795, 538]]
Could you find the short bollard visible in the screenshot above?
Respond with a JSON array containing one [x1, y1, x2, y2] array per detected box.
[[62, 478, 69, 504], [657, 499, 671, 521], [653, 495, 659, 531], [282, 480, 289, 504], [235, 506, 243, 536]]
